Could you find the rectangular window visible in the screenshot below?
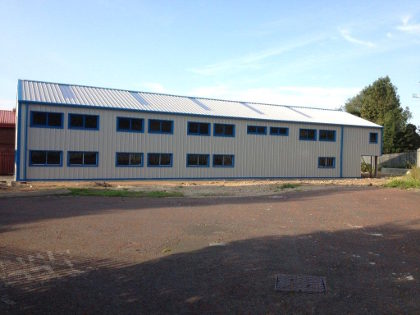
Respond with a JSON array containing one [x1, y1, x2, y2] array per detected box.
[[117, 117, 144, 132], [68, 151, 98, 166], [318, 157, 336, 168], [369, 132, 378, 143], [213, 124, 235, 137], [30, 111, 63, 128], [187, 122, 210, 136], [213, 154, 234, 167], [116, 152, 143, 166], [148, 119, 173, 134], [186, 154, 210, 167], [270, 127, 289, 136], [68, 114, 99, 130], [299, 129, 317, 141], [147, 153, 173, 167], [29, 150, 62, 166], [247, 125, 267, 135], [319, 130, 336, 142]]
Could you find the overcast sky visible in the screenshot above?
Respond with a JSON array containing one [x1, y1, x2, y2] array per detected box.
[[1, 0, 419, 124]]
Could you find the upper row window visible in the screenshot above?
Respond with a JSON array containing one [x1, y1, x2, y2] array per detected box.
[[247, 125, 267, 135], [299, 129, 317, 141], [369, 132, 378, 143], [188, 122, 210, 136], [214, 123, 235, 137], [319, 130, 336, 142], [270, 127, 289, 136], [149, 119, 173, 134], [117, 117, 144, 132], [69, 114, 99, 130], [31, 111, 63, 128]]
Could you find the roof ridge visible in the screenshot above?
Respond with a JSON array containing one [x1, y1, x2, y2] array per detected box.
[[18, 79, 341, 112]]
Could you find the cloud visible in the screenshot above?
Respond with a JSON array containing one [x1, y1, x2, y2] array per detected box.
[[397, 16, 420, 35], [339, 28, 375, 48], [189, 36, 325, 76], [188, 85, 361, 110]]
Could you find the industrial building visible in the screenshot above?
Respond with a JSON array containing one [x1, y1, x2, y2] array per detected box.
[[15, 80, 382, 181], [0, 109, 16, 175]]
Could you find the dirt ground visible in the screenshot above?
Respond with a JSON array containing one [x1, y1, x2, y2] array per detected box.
[[1, 186, 419, 314]]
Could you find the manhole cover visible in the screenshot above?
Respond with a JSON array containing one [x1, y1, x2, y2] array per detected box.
[[275, 274, 326, 293]]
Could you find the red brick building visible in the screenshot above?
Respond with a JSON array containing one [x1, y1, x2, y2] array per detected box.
[[0, 109, 16, 175]]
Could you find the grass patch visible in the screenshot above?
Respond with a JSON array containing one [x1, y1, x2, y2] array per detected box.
[[384, 178, 420, 189], [68, 188, 184, 198], [277, 183, 301, 190]]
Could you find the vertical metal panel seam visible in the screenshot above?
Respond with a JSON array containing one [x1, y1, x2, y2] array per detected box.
[[340, 126, 344, 178]]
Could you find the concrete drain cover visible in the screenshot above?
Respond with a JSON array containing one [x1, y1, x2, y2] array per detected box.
[[275, 274, 326, 293]]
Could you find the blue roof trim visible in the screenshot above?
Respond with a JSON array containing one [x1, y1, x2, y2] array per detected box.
[[59, 84, 76, 99], [130, 92, 149, 106], [189, 98, 211, 111], [240, 102, 264, 115], [18, 100, 383, 129]]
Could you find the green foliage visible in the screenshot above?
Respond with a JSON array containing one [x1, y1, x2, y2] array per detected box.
[[68, 188, 184, 198], [384, 167, 420, 189], [395, 124, 420, 152], [361, 161, 372, 174], [344, 76, 412, 153]]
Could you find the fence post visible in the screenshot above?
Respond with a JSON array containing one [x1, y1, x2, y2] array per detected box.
[[417, 149, 420, 168]]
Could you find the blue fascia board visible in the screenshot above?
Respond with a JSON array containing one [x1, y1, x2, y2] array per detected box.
[[19, 100, 383, 130]]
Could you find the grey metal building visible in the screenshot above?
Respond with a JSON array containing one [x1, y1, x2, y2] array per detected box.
[[15, 80, 382, 181]]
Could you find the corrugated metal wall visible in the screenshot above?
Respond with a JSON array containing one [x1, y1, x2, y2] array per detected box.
[[16, 103, 382, 180]]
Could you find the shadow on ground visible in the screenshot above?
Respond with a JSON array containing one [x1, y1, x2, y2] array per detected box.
[[1, 220, 419, 314]]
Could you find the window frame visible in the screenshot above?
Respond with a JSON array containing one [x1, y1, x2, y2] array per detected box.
[[30, 111, 64, 129], [319, 130, 336, 142], [270, 127, 289, 136], [116, 117, 144, 133], [148, 119, 174, 134], [213, 123, 235, 137], [299, 128, 317, 141], [147, 153, 173, 167], [247, 125, 267, 135], [212, 154, 235, 168], [29, 150, 63, 167], [369, 132, 378, 144], [68, 114, 99, 130], [67, 151, 99, 167], [318, 157, 336, 169], [187, 122, 211, 136], [115, 152, 144, 167], [186, 154, 210, 167]]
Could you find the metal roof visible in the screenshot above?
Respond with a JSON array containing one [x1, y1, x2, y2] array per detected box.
[[18, 80, 381, 128], [0, 110, 15, 128]]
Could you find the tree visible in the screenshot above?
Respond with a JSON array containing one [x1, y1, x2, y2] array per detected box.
[[344, 76, 412, 153], [395, 124, 420, 152]]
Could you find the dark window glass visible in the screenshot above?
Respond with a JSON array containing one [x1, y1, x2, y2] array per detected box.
[[118, 118, 131, 130], [187, 154, 209, 167], [69, 152, 83, 165], [214, 124, 224, 135], [30, 151, 46, 164], [214, 124, 234, 136], [85, 115, 98, 129], [199, 124, 209, 135], [213, 155, 223, 166], [223, 155, 233, 166], [370, 132, 378, 143], [130, 153, 142, 165], [32, 112, 47, 126], [70, 114, 84, 128], [270, 127, 288, 135], [149, 120, 161, 132], [188, 122, 209, 135], [117, 153, 130, 165], [247, 125, 266, 134], [188, 122, 199, 134], [224, 124, 234, 136], [213, 154, 234, 167], [160, 154, 171, 166], [319, 130, 335, 141], [161, 121, 172, 133], [319, 157, 335, 168], [83, 152, 97, 165], [248, 126, 257, 133], [187, 154, 198, 166], [48, 113, 62, 127], [148, 154, 160, 166], [198, 155, 208, 166], [47, 152, 61, 165], [299, 129, 316, 140], [131, 119, 143, 131]]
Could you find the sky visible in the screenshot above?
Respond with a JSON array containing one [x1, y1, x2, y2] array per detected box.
[[1, 0, 419, 125]]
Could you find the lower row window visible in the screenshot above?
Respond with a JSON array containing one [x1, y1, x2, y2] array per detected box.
[[147, 153, 173, 167], [318, 157, 335, 168], [30, 150, 62, 166], [213, 154, 234, 167], [116, 152, 143, 166], [68, 151, 98, 166], [187, 154, 209, 167]]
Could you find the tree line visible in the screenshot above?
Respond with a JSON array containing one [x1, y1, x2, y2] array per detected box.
[[344, 76, 420, 154]]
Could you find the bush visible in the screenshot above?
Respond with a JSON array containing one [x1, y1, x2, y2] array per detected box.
[[384, 166, 420, 189]]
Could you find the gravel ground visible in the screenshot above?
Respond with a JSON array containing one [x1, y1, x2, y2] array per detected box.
[[0, 186, 419, 314]]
